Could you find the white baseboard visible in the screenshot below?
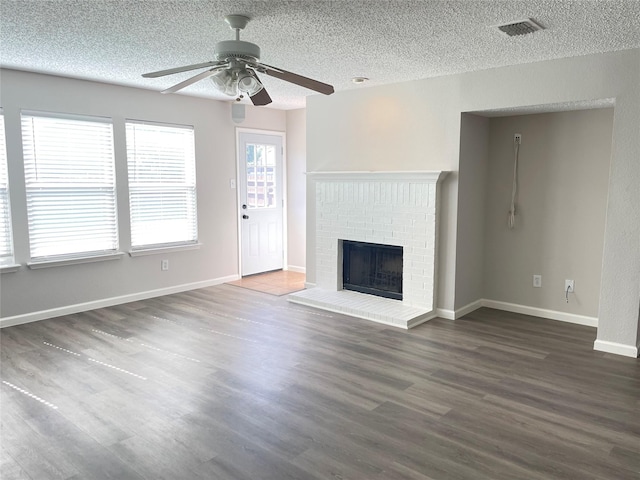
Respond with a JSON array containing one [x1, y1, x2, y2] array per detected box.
[[0, 275, 240, 329], [593, 340, 639, 358], [286, 265, 306, 274], [429, 300, 486, 321], [435, 298, 597, 327], [454, 299, 484, 319], [304, 281, 316, 289], [481, 299, 598, 327], [435, 308, 456, 320]]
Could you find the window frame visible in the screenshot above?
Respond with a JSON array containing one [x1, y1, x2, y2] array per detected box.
[[0, 109, 18, 271], [125, 119, 199, 252], [20, 110, 119, 263]]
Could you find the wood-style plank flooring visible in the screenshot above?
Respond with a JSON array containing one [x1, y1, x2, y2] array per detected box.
[[1, 285, 639, 479]]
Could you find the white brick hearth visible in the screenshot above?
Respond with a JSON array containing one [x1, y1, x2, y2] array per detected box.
[[289, 171, 448, 328]]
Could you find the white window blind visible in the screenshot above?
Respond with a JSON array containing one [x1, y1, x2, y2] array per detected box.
[[21, 112, 118, 259], [0, 112, 14, 265], [126, 121, 197, 248]]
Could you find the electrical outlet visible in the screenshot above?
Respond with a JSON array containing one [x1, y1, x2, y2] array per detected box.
[[514, 133, 522, 144], [533, 275, 542, 288], [161, 259, 169, 271], [565, 279, 574, 293]]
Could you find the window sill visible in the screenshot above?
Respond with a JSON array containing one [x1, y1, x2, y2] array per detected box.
[[1, 264, 21, 274], [28, 252, 125, 269], [128, 243, 202, 257]]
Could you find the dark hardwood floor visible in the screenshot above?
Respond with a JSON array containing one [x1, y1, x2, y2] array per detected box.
[[1, 285, 639, 479]]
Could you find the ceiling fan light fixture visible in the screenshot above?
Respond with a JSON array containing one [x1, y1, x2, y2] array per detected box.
[[210, 69, 238, 96], [238, 72, 263, 96]]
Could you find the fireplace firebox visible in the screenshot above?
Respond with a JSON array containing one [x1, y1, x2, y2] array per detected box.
[[342, 240, 403, 300]]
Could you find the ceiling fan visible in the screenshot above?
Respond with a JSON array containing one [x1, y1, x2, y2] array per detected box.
[[142, 14, 335, 106]]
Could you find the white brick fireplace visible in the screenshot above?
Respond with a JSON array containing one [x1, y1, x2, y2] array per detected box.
[[289, 171, 448, 328]]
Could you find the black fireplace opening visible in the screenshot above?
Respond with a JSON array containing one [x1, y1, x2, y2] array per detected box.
[[342, 240, 403, 300]]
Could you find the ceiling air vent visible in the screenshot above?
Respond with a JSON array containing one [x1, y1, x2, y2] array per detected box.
[[497, 18, 544, 36]]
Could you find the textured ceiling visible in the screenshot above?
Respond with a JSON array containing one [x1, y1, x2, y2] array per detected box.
[[1, 1, 639, 109]]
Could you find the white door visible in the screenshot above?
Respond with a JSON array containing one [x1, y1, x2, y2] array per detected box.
[[238, 132, 284, 276]]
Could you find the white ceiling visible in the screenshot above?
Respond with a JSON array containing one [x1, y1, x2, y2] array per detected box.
[[1, 1, 639, 110]]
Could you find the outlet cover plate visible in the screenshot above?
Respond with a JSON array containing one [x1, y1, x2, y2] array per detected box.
[[565, 279, 574, 292]]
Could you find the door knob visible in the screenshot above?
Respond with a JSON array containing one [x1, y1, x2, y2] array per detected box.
[[242, 214, 249, 219], [242, 204, 247, 209]]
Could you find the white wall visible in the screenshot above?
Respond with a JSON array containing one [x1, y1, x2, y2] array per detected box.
[[305, 75, 462, 311], [483, 109, 613, 318], [0, 69, 286, 322], [306, 49, 640, 355], [285, 108, 306, 272]]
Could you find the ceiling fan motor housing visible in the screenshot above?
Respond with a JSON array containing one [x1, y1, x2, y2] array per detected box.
[[215, 40, 260, 62]]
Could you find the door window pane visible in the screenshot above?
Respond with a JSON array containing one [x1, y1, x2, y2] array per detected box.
[[245, 143, 276, 209]]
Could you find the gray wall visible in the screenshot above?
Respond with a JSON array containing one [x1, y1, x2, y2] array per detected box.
[[483, 109, 613, 317], [0, 69, 291, 320], [306, 48, 640, 353], [455, 114, 489, 309]]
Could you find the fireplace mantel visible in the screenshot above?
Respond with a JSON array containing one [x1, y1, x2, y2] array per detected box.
[[306, 171, 446, 183], [289, 170, 448, 328]]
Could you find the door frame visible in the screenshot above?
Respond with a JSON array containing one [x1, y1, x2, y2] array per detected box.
[[235, 127, 287, 277]]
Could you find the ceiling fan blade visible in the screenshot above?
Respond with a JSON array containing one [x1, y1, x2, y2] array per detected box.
[[258, 63, 334, 95], [142, 61, 223, 78], [250, 85, 272, 106], [161, 66, 226, 94]]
